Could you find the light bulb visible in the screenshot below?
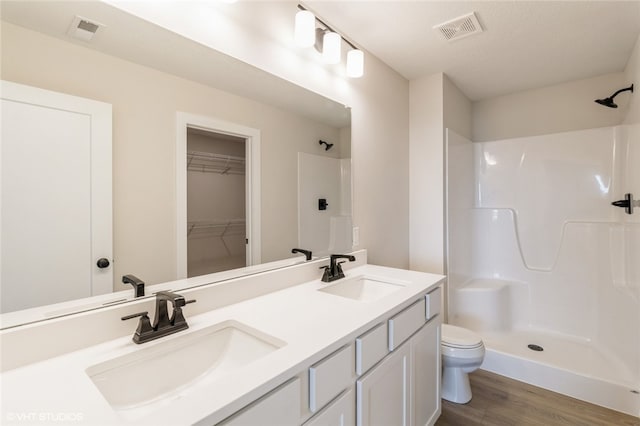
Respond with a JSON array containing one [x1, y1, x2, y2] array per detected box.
[[322, 31, 341, 64], [346, 49, 364, 78], [294, 10, 315, 48]]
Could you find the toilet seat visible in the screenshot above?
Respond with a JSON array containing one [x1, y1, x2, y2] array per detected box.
[[442, 324, 483, 349], [441, 342, 485, 359], [440, 324, 485, 404]]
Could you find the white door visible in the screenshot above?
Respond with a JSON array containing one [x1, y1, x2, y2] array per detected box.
[[304, 388, 355, 426], [410, 323, 441, 426], [1, 81, 112, 313], [356, 343, 410, 426]]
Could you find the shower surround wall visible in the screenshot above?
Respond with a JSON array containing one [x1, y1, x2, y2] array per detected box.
[[446, 126, 640, 416], [298, 153, 352, 257]]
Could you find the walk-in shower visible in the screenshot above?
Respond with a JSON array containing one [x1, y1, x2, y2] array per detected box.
[[445, 125, 640, 417]]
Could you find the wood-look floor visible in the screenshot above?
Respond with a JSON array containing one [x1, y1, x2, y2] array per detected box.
[[435, 369, 640, 426]]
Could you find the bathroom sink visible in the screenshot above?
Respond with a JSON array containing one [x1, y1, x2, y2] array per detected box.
[[86, 320, 283, 418], [318, 276, 407, 302]]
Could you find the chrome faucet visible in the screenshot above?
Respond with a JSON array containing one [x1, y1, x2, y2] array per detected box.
[[122, 291, 196, 344], [321, 254, 356, 282]]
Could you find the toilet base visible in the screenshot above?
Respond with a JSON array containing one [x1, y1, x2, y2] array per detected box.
[[441, 367, 472, 404]]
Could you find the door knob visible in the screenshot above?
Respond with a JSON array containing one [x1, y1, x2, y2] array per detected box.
[[96, 258, 110, 269]]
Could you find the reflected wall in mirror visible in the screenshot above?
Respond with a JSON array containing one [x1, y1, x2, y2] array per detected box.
[[0, 1, 351, 323]]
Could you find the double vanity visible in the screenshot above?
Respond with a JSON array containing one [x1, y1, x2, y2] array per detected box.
[[1, 251, 444, 425]]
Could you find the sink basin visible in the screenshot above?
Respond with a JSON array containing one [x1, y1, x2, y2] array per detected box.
[[318, 276, 408, 302], [86, 320, 284, 418]]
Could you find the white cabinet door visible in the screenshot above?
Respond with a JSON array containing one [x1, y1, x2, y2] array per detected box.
[[304, 388, 355, 426], [410, 321, 441, 426], [356, 343, 410, 426], [1, 81, 112, 313], [218, 378, 301, 426]]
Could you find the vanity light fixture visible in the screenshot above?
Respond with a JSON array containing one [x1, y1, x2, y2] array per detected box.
[[295, 9, 316, 47], [322, 31, 341, 64], [295, 4, 364, 78], [346, 49, 364, 78]]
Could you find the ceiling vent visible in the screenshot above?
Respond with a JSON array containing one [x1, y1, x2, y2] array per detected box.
[[67, 16, 105, 42], [433, 12, 483, 42]]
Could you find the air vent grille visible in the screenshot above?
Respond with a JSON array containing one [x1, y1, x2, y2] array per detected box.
[[77, 20, 100, 34], [67, 15, 105, 42], [434, 12, 483, 42]]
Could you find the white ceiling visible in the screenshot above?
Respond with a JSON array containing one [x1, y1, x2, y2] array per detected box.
[[3, 1, 639, 104], [305, 1, 640, 100]]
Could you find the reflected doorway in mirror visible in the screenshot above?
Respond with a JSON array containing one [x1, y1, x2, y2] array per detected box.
[[0, 81, 113, 314], [186, 129, 247, 276], [176, 113, 261, 279]]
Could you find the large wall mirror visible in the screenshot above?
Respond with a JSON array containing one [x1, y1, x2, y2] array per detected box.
[[0, 1, 352, 327]]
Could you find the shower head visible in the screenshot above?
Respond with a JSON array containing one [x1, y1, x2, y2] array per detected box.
[[319, 140, 334, 151], [595, 97, 618, 108], [594, 84, 634, 108]]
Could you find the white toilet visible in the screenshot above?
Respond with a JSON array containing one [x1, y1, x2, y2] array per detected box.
[[441, 324, 485, 404]]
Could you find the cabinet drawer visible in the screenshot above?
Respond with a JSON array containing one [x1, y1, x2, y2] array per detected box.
[[218, 377, 300, 426], [388, 298, 426, 351], [425, 287, 442, 320], [304, 388, 355, 426], [309, 345, 354, 413], [355, 323, 388, 375]]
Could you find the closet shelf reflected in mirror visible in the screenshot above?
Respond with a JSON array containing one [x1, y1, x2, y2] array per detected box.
[[187, 151, 245, 175], [187, 220, 246, 238], [187, 219, 246, 258]]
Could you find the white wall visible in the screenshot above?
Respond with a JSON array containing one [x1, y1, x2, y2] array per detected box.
[[1, 22, 343, 289], [409, 74, 471, 275], [350, 79, 410, 268], [472, 72, 628, 142], [472, 33, 639, 141], [623, 34, 640, 125], [409, 74, 444, 274], [444, 130, 474, 288], [444, 76, 473, 141]]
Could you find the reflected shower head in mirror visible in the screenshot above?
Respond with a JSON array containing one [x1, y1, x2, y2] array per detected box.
[[319, 140, 334, 151], [595, 84, 634, 108]]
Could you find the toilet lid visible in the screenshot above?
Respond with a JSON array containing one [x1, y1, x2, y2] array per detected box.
[[441, 324, 483, 348]]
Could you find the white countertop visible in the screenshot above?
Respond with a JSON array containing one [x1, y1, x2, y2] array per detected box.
[[1, 264, 444, 425]]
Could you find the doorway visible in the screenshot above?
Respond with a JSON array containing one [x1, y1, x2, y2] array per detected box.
[[0, 80, 112, 313], [176, 112, 261, 279], [186, 129, 246, 276]]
